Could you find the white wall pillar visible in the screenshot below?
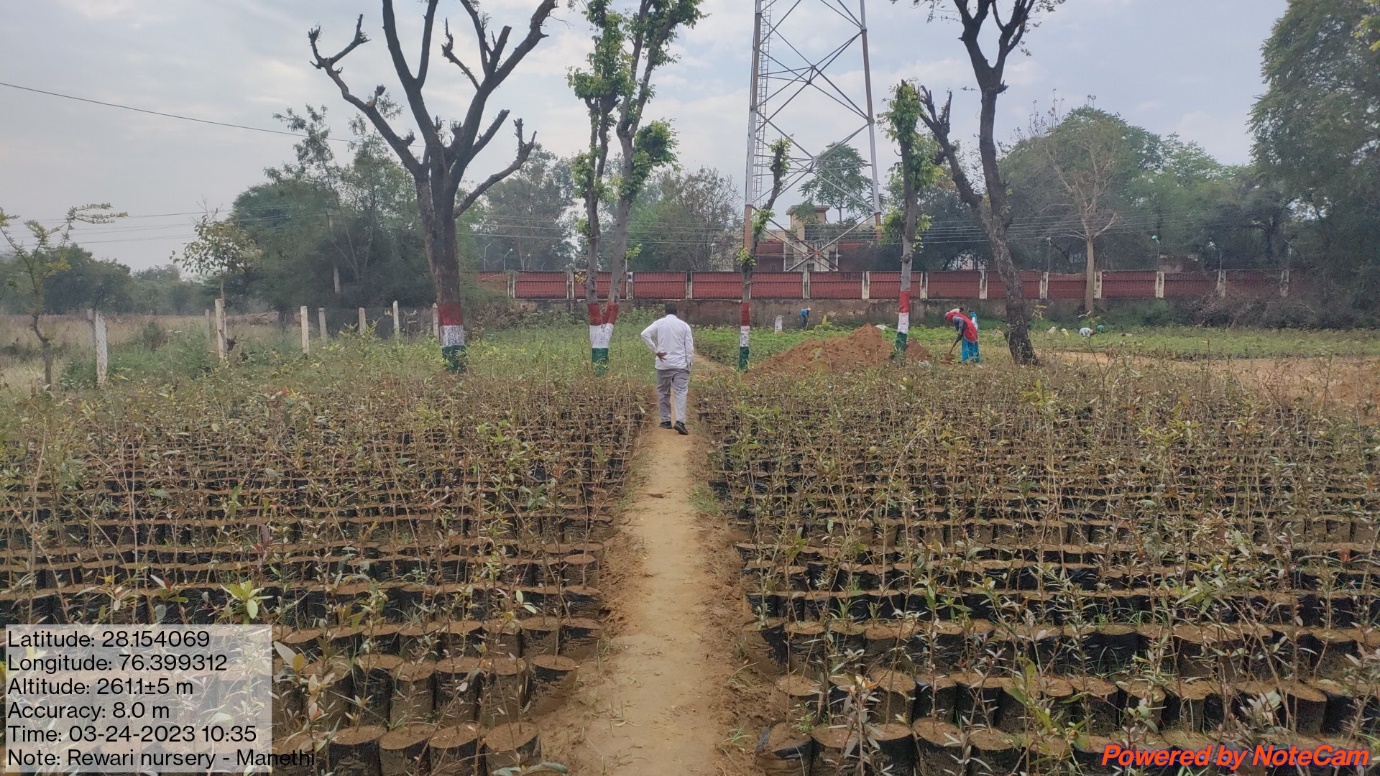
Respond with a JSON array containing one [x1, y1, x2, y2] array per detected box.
[[94, 311, 108, 386], [214, 298, 226, 362]]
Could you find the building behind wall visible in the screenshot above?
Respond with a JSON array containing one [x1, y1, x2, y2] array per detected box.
[[755, 206, 880, 273]]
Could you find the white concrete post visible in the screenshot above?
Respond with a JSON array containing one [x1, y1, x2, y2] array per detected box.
[[94, 311, 108, 387], [861, 272, 870, 301], [507, 271, 516, 299], [1280, 269, 1290, 298], [214, 298, 227, 362], [1155, 271, 1166, 299], [358, 307, 367, 333], [300, 306, 310, 354], [432, 303, 440, 338], [318, 307, 327, 342], [392, 300, 401, 339]]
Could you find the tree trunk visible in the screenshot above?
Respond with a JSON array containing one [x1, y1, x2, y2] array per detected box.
[[992, 230, 1037, 365], [594, 150, 638, 375], [1084, 233, 1096, 315], [585, 191, 611, 375], [29, 312, 52, 389], [739, 260, 753, 371], [975, 82, 1037, 366], [420, 186, 466, 373], [897, 243, 913, 358], [896, 135, 918, 359]]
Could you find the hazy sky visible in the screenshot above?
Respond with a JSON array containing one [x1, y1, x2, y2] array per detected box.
[[0, 0, 1286, 270]]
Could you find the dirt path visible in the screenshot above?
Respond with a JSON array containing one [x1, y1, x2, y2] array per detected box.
[[540, 375, 752, 774]]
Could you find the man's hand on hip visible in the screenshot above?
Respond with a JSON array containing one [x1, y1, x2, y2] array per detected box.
[[656, 351, 667, 360]]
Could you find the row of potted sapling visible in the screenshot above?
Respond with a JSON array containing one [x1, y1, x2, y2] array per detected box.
[[0, 372, 650, 775], [697, 364, 1379, 774]]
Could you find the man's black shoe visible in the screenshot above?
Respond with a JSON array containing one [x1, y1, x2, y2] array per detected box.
[[660, 421, 673, 429], [674, 422, 688, 435]]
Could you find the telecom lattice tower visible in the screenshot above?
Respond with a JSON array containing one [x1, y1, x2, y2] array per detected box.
[[744, 0, 884, 270]]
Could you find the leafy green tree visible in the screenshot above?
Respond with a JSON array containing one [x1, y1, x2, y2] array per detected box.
[[175, 210, 264, 303], [800, 142, 873, 223], [570, 0, 703, 372], [474, 147, 575, 271], [882, 80, 941, 355], [1132, 134, 1232, 259], [0, 204, 124, 387], [626, 167, 740, 272], [1253, 0, 1380, 296], [235, 102, 430, 316], [130, 265, 200, 314], [739, 139, 789, 370], [42, 248, 134, 314], [308, 0, 559, 371]]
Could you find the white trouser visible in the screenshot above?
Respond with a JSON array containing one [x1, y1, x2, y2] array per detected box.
[[657, 368, 689, 423]]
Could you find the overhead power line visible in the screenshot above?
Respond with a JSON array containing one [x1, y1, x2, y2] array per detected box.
[[0, 81, 350, 144]]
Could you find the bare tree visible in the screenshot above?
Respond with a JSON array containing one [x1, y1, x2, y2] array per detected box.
[[309, 0, 558, 371], [903, 0, 1065, 366], [571, 0, 702, 373], [1023, 104, 1126, 314]]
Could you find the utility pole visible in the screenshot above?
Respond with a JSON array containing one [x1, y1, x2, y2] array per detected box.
[[743, 0, 883, 266]]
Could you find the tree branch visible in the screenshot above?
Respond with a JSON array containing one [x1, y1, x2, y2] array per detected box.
[[489, 25, 513, 71], [459, 0, 491, 72], [490, 0, 557, 84], [441, 19, 482, 89], [918, 86, 985, 214], [453, 121, 537, 219], [416, 0, 440, 86], [309, 16, 422, 175], [447, 0, 557, 159], [381, 0, 440, 150]]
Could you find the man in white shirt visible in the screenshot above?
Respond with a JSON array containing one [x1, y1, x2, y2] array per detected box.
[[640, 303, 695, 435]]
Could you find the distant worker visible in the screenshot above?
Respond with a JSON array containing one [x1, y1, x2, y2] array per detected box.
[[799, 307, 811, 329], [1079, 326, 1094, 338], [945, 307, 980, 363], [641, 303, 695, 435]]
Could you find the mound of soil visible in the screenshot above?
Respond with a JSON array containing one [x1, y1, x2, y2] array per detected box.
[[758, 325, 933, 374]]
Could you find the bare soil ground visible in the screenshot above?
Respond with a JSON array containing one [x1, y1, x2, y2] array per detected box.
[[757, 324, 931, 374], [539, 375, 761, 774], [1058, 352, 1380, 419]]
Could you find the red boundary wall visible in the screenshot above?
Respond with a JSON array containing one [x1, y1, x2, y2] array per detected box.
[[503, 270, 1288, 301]]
